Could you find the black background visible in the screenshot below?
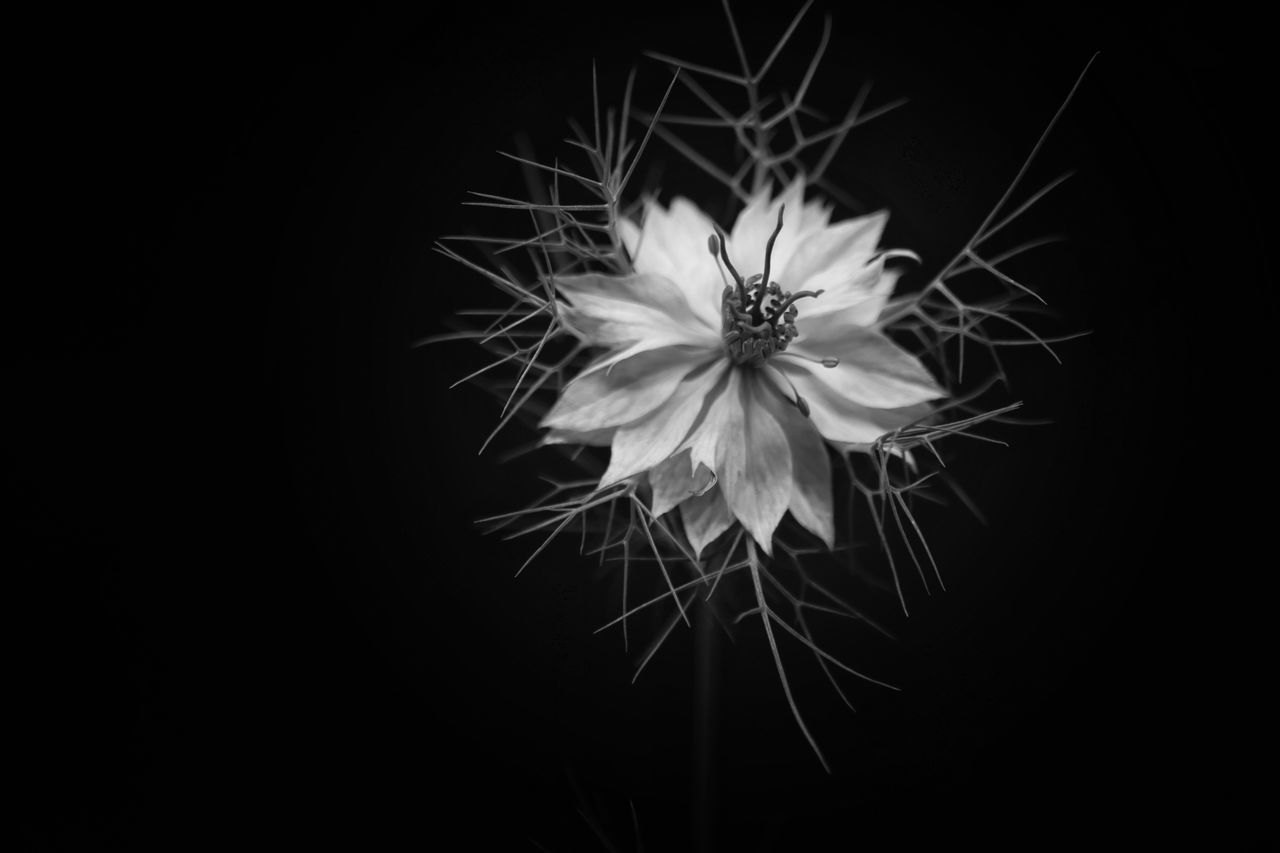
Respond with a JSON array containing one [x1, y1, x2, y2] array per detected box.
[[14, 3, 1266, 849]]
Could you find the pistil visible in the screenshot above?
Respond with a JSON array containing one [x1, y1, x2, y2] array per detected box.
[[709, 204, 824, 369]]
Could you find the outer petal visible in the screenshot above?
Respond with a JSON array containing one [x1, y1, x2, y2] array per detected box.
[[554, 271, 718, 351], [709, 371, 793, 556], [787, 322, 944, 409], [679, 485, 735, 560], [648, 451, 716, 517], [599, 359, 730, 487], [757, 375, 835, 548], [773, 361, 935, 444], [540, 346, 701, 432]]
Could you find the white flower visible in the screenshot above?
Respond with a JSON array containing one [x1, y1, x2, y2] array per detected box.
[[541, 178, 944, 558]]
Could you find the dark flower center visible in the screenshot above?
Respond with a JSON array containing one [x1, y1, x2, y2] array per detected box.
[[709, 204, 823, 368]]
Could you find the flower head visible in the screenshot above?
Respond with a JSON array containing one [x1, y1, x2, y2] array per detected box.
[[541, 177, 944, 557]]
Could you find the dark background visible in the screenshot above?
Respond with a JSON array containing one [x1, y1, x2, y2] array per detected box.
[[13, 3, 1265, 849]]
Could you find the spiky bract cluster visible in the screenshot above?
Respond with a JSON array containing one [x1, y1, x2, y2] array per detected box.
[[424, 0, 1089, 769]]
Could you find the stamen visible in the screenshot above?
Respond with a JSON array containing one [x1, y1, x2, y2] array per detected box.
[[713, 224, 748, 306], [775, 352, 840, 368], [774, 288, 824, 314], [715, 204, 828, 367], [767, 364, 811, 418], [709, 233, 737, 294]]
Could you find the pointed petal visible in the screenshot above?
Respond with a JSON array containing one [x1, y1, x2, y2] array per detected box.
[[627, 198, 724, 330], [554, 271, 717, 349], [774, 360, 936, 444], [681, 368, 740, 479], [728, 176, 808, 279], [540, 346, 701, 432], [726, 185, 772, 271], [714, 372, 792, 556], [649, 451, 717, 517], [788, 322, 944, 409], [799, 197, 833, 232], [680, 485, 735, 560], [617, 216, 641, 263], [856, 266, 903, 326], [757, 374, 835, 548], [780, 210, 887, 307], [599, 359, 730, 487], [791, 248, 915, 325], [541, 426, 615, 447]]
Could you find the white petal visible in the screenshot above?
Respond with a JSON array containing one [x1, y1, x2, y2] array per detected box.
[[726, 186, 773, 272], [649, 451, 717, 517], [599, 359, 730, 487], [857, 266, 903, 326], [787, 322, 944, 409], [540, 346, 702, 432], [793, 250, 916, 326], [757, 374, 835, 548], [727, 176, 808, 280], [872, 289, 917, 327], [555, 271, 717, 349], [617, 216, 642, 262], [679, 485, 735, 560], [714, 371, 793, 556], [541, 427, 615, 447], [800, 197, 833, 232], [780, 211, 887, 307], [627, 198, 724, 330], [679, 367, 740, 478], [772, 362, 935, 444]]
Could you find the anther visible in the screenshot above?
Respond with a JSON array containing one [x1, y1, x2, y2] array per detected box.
[[775, 351, 841, 369]]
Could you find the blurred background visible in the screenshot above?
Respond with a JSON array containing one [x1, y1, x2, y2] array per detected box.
[[12, 3, 1264, 849]]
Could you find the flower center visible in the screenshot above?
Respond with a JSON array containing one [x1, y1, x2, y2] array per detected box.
[[709, 205, 824, 368]]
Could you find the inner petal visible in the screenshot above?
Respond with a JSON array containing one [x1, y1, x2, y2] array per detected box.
[[625, 197, 725, 331]]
